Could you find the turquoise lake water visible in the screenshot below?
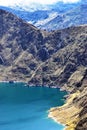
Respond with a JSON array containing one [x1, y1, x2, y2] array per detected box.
[[0, 83, 66, 130]]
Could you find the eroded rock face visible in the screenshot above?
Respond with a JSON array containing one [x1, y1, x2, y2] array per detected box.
[[0, 9, 87, 130]]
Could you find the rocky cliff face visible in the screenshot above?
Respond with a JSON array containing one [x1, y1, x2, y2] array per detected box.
[[0, 9, 87, 129]]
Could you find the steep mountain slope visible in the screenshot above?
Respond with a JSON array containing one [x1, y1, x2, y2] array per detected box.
[[30, 27, 87, 87], [0, 9, 44, 81], [0, 9, 87, 130]]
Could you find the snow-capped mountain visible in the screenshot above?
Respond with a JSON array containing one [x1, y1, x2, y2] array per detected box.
[[0, 0, 87, 30]]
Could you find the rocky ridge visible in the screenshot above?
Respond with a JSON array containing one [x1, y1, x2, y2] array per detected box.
[[0, 9, 87, 130]]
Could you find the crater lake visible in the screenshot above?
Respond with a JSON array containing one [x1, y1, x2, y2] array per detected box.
[[0, 83, 67, 130]]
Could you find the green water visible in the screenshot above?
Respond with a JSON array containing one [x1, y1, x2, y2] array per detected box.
[[0, 83, 67, 130]]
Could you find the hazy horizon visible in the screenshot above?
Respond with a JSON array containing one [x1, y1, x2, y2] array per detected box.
[[0, 0, 81, 7]]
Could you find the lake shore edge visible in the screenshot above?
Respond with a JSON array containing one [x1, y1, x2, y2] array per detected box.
[[0, 80, 65, 89], [48, 90, 82, 130]]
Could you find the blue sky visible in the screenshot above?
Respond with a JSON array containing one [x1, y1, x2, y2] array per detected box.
[[0, 0, 80, 6]]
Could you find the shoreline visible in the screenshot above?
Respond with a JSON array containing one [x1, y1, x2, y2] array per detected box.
[[48, 91, 82, 130], [48, 112, 66, 129], [0, 80, 65, 89], [0, 81, 24, 83]]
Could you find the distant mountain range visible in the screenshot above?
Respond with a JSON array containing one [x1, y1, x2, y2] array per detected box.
[[0, 0, 87, 30]]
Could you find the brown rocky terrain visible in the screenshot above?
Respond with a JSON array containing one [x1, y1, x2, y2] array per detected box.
[[0, 9, 87, 130]]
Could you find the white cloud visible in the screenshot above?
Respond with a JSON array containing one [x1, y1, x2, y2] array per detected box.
[[0, 0, 80, 6], [63, 0, 80, 3]]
